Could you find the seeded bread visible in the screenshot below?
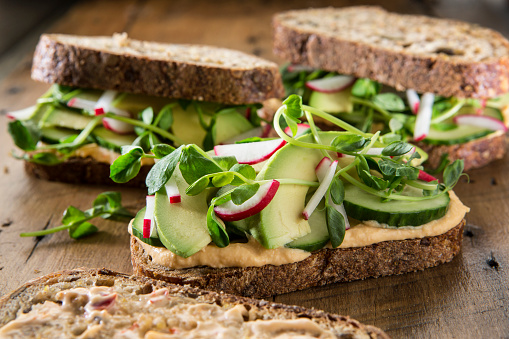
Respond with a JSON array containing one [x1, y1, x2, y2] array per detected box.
[[273, 6, 509, 99], [131, 219, 464, 298], [0, 268, 388, 338], [32, 33, 285, 105]]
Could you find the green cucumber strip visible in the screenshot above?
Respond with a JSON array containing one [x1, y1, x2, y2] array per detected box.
[[425, 107, 503, 145], [131, 207, 164, 247], [91, 127, 136, 152], [286, 205, 329, 252], [343, 184, 450, 227], [40, 127, 77, 144]]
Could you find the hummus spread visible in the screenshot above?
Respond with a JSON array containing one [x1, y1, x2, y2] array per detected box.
[[135, 191, 469, 269], [73, 144, 154, 165]]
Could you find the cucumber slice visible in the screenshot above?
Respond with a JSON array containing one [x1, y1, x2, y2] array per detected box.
[[131, 207, 164, 247], [308, 89, 353, 113], [40, 127, 78, 144], [343, 184, 450, 227], [40, 106, 94, 130], [286, 205, 329, 252], [214, 109, 254, 144], [425, 107, 503, 145], [91, 127, 136, 152]]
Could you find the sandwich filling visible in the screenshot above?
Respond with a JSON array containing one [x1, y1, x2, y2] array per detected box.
[[118, 96, 468, 270], [7, 85, 265, 166], [282, 66, 509, 167]]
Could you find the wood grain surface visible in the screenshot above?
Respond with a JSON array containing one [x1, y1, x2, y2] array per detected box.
[[0, 0, 508, 337]]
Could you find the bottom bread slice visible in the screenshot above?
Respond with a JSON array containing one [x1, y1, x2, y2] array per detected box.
[[420, 132, 506, 171], [0, 268, 388, 338], [24, 157, 150, 187], [131, 219, 465, 298]]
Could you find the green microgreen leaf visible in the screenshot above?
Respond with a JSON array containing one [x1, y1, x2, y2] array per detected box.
[[212, 172, 234, 187], [389, 118, 404, 132], [326, 205, 346, 248], [156, 104, 174, 130], [231, 183, 259, 205], [443, 159, 464, 188], [206, 205, 229, 247], [178, 145, 223, 184], [185, 176, 210, 196], [151, 144, 176, 159], [331, 134, 368, 153], [30, 152, 61, 165], [373, 93, 405, 111], [91, 191, 133, 220], [380, 133, 402, 144], [8, 120, 40, 151], [141, 107, 154, 125], [329, 177, 344, 205], [351, 78, 382, 98], [63, 206, 98, 239], [110, 146, 144, 183], [146, 146, 182, 195], [382, 141, 414, 157], [211, 156, 238, 171], [378, 159, 419, 180], [230, 164, 256, 185], [283, 94, 304, 119]]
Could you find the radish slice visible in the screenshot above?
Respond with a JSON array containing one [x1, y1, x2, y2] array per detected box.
[[95, 90, 134, 134], [476, 99, 487, 115], [314, 157, 350, 230], [406, 89, 420, 114], [337, 153, 354, 158], [284, 123, 311, 137], [306, 75, 356, 93], [214, 180, 280, 221], [418, 170, 438, 183], [287, 64, 315, 72], [143, 195, 157, 238], [413, 92, 434, 141], [214, 139, 286, 164], [303, 160, 338, 220], [6, 105, 36, 120], [453, 114, 508, 132], [220, 126, 264, 144], [67, 97, 96, 111], [165, 175, 181, 204], [261, 123, 272, 138]]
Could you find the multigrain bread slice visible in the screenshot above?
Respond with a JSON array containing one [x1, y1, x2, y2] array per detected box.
[[131, 219, 465, 298], [32, 33, 284, 105], [0, 268, 388, 338], [273, 6, 509, 99]]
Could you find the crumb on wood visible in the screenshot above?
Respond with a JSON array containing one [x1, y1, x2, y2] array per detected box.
[[34, 269, 41, 274], [491, 177, 497, 186], [3, 166, 8, 174], [487, 252, 500, 271], [464, 230, 474, 237], [0, 267, 3, 271]]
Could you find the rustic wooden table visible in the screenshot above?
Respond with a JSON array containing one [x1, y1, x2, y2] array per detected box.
[[1, 0, 508, 337]]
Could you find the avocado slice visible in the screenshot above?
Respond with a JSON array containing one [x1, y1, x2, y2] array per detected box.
[[214, 109, 254, 144], [253, 132, 340, 249], [308, 88, 353, 113], [154, 167, 211, 257]]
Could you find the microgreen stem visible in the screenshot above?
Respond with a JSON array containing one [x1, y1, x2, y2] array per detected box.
[[361, 131, 380, 155], [20, 214, 98, 237], [304, 110, 330, 159], [404, 179, 438, 191], [274, 178, 320, 187], [104, 113, 186, 145], [430, 101, 464, 124], [350, 97, 392, 119], [302, 105, 371, 137]]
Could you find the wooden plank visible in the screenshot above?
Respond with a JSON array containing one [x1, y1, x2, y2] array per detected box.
[[0, 0, 508, 338]]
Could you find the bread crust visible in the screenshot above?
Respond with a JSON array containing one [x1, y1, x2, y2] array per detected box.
[[420, 132, 507, 171], [131, 219, 465, 298], [273, 7, 509, 99], [32, 34, 285, 105], [24, 157, 149, 187], [0, 268, 388, 338]]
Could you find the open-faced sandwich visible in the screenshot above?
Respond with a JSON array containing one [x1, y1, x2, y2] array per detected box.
[[7, 33, 284, 186], [0, 268, 388, 338], [274, 6, 509, 170], [115, 95, 469, 298]]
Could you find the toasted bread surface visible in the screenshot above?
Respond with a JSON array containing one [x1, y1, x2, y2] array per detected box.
[[32, 33, 285, 104], [131, 219, 464, 298], [0, 268, 387, 338], [273, 6, 509, 98]]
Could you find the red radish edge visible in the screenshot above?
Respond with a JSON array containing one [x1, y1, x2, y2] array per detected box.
[[214, 180, 280, 221], [453, 114, 508, 132], [418, 170, 438, 183], [169, 195, 181, 204], [214, 139, 286, 165], [305, 75, 355, 93], [68, 98, 77, 107], [165, 175, 181, 204], [95, 107, 105, 115], [284, 123, 311, 137], [406, 89, 420, 115], [142, 219, 151, 238], [413, 92, 434, 141]]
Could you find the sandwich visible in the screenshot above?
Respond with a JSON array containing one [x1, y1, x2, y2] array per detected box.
[[115, 96, 469, 298], [0, 268, 388, 338], [7, 33, 284, 186], [274, 6, 509, 171]]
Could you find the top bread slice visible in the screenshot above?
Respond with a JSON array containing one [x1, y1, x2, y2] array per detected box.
[[32, 33, 285, 105], [273, 6, 509, 98], [0, 268, 388, 338]]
